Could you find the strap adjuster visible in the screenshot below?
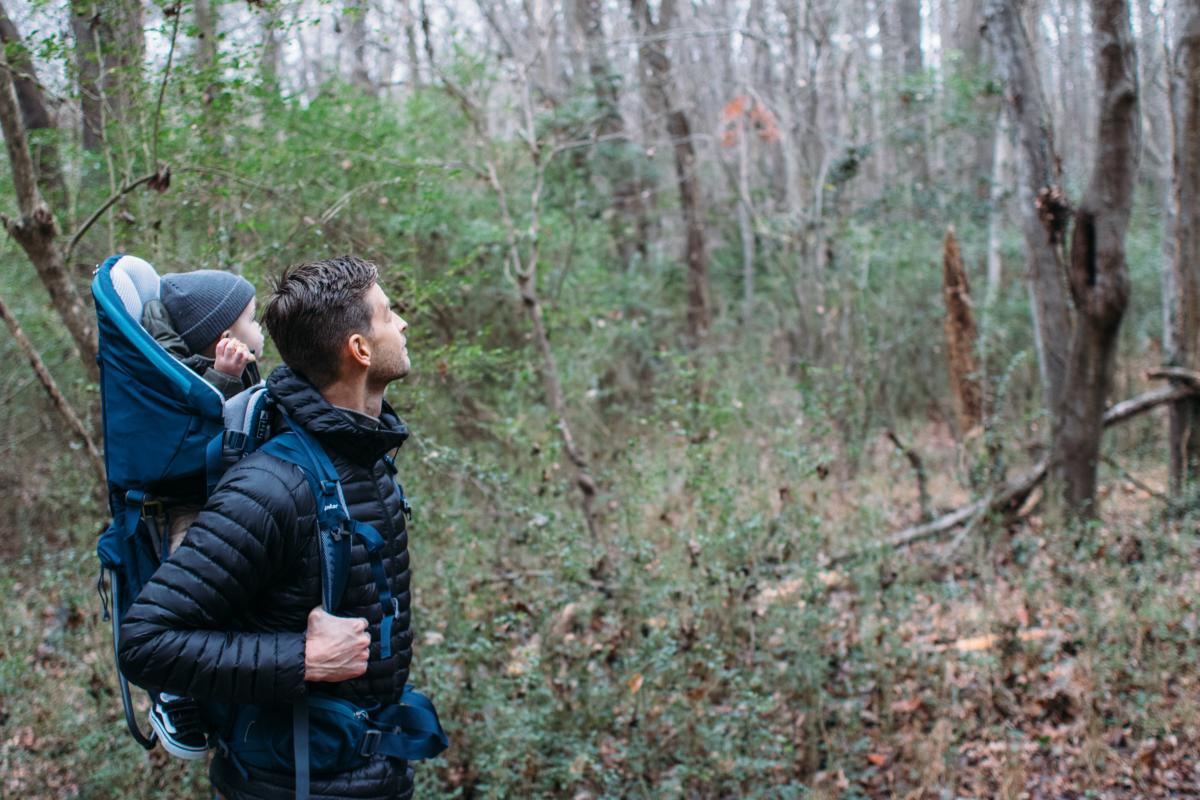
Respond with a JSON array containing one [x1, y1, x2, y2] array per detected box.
[[360, 729, 381, 757], [391, 597, 401, 619]]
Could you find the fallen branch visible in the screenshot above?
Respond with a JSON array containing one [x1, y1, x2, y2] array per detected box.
[[0, 291, 104, 484], [832, 383, 1199, 564], [1100, 455, 1178, 509], [1147, 366, 1200, 389]]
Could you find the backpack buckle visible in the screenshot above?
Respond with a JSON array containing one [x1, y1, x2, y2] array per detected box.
[[391, 597, 401, 620], [139, 499, 164, 520], [221, 430, 248, 462], [359, 729, 381, 757]]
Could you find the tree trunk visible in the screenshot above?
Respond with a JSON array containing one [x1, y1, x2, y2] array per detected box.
[[631, 0, 711, 342], [194, 0, 217, 99], [985, 107, 1010, 306], [70, 0, 107, 152], [943, 227, 983, 433], [1052, 0, 1138, 518], [1166, 1, 1200, 496], [956, 0, 998, 198], [983, 0, 1075, 419], [0, 1, 66, 212], [571, 0, 648, 267], [346, 0, 373, 93], [0, 43, 99, 379], [896, 0, 929, 186], [260, 3, 283, 90], [401, 0, 423, 89]]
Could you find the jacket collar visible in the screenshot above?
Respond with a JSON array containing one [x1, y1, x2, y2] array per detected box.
[[266, 365, 409, 465]]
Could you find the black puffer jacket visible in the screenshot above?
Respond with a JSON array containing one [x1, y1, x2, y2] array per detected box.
[[119, 366, 416, 799]]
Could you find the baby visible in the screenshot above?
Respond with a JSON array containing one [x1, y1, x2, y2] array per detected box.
[[137, 269, 266, 760], [142, 268, 265, 399]]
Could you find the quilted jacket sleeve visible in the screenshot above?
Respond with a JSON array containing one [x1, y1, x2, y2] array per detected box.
[[118, 459, 310, 705]]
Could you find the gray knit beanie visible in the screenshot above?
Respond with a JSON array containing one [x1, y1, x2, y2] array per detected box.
[[160, 270, 256, 354]]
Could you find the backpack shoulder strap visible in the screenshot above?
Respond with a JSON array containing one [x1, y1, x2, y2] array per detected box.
[[257, 416, 400, 800], [258, 423, 351, 615], [257, 416, 397, 657]]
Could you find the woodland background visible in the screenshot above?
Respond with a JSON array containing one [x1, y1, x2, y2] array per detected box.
[[1, 0, 1200, 797]]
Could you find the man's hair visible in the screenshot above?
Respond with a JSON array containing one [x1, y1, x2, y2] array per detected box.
[[261, 255, 379, 388]]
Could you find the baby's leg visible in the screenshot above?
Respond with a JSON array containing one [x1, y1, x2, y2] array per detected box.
[[167, 507, 200, 555]]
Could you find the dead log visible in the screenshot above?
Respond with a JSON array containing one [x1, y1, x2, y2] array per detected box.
[[942, 226, 982, 432], [833, 382, 1200, 564]]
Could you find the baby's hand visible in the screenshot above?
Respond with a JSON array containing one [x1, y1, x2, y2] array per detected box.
[[214, 335, 256, 376]]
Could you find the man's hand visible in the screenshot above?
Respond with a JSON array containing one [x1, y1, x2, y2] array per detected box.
[[304, 607, 370, 682], [214, 335, 255, 377]]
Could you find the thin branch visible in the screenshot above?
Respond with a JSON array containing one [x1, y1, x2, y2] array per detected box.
[[886, 429, 932, 522], [1147, 367, 1200, 388], [65, 171, 159, 264], [1101, 455, 1175, 507], [152, 6, 183, 169], [0, 291, 104, 484]]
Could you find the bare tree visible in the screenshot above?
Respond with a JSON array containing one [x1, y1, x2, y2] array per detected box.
[[631, 0, 712, 343], [983, 0, 1075, 420], [346, 0, 374, 93], [0, 32, 98, 379], [1052, 0, 1139, 517], [895, 0, 929, 185], [567, 0, 648, 266], [1166, 1, 1200, 496], [70, 0, 143, 152]]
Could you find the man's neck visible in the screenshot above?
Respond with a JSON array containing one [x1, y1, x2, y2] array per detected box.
[[319, 377, 384, 419]]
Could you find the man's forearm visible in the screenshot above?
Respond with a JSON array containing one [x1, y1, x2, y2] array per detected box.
[[119, 622, 307, 704]]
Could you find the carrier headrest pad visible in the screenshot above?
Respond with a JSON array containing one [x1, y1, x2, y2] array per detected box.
[[110, 255, 160, 320]]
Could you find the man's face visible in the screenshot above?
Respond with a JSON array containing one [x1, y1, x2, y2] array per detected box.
[[364, 282, 409, 385]]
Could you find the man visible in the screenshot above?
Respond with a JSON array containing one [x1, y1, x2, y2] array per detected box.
[[120, 255, 419, 799]]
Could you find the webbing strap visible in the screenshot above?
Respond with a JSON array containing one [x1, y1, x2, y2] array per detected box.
[[271, 418, 396, 657], [293, 701, 310, 800], [368, 687, 449, 761], [347, 519, 395, 659]]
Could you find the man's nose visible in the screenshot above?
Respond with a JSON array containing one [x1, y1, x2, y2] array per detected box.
[[397, 315, 408, 333]]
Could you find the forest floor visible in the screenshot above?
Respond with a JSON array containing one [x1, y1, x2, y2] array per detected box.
[[1, 412, 1198, 798]]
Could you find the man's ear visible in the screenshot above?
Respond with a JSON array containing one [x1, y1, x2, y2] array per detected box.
[[347, 332, 371, 368]]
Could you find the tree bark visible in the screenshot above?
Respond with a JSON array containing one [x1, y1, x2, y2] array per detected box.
[[1166, 1, 1200, 496], [70, 0, 142, 152], [194, 0, 217, 100], [1052, 0, 1139, 518], [983, 0, 1075, 419], [631, 0, 712, 343], [943, 226, 983, 433], [0, 42, 98, 379]]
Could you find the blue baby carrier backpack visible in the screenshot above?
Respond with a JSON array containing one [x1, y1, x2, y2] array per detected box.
[[92, 254, 446, 795]]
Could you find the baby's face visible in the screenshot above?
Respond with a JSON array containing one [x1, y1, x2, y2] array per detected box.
[[227, 298, 265, 358]]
